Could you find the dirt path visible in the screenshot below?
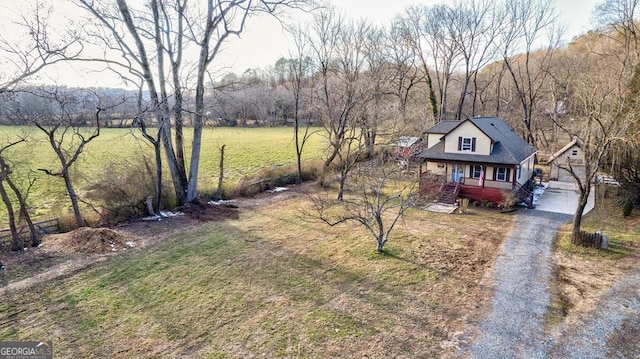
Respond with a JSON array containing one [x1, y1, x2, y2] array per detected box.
[[468, 210, 572, 358]]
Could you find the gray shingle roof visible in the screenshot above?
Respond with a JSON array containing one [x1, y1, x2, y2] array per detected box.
[[424, 120, 461, 134], [416, 117, 537, 165]]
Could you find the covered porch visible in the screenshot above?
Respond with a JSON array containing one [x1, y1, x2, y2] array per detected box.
[[418, 160, 533, 206]]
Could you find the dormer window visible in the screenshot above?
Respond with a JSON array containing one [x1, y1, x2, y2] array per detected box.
[[458, 136, 476, 152]]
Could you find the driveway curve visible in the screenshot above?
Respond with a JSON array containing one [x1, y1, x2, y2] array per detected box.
[[469, 210, 572, 359]]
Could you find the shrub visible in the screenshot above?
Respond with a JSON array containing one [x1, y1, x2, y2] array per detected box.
[[222, 160, 322, 199], [501, 191, 518, 209], [84, 157, 174, 224]]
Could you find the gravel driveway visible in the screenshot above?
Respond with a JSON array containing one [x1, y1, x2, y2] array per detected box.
[[467, 207, 640, 358], [468, 210, 572, 359]]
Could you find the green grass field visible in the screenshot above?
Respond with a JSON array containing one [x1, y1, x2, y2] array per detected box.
[[0, 126, 326, 225]]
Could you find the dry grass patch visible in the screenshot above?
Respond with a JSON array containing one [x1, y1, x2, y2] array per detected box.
[[548, 194, 640, 326], [0, 187, 511, 358]]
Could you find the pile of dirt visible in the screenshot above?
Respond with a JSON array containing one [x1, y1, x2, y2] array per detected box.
[[178, 199, 240, 222], [43, 227, 139, 254]]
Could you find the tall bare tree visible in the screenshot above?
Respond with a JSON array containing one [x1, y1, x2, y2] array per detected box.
[[386, 21, 427, 128], [32, 89, 105, 227], [597, 0, 640, 209], [285, 25, 316, 184], [304, 10, 373, 199], [6, 89, 123, 228], [449, 0, 501, 120], [552, 30, 633, 243], [499, 0, 560, 145], [394, 5, 445, 122], [75, 0, 310, 205], [358, 25, 387, 158]]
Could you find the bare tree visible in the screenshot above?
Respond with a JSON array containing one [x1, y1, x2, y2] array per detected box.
[[553, 35, 632, 244], [132, 96, 164, 215], [0, 2, 81, 93], [360, 24, 393, 158], [75, 0, 311, 205], [7, 88, 122, 228], [499, 0, 560, 145], [386, 21, 427, 128], [304, 10, 383, 200], [596, 0, 640, 58], [0, 138, 39, 250], [449, 0, 500, 120], [286, 25, 317, 184], [597, 0, 640, 210], [394, 5, 444, 122], [309, 157, 415, 253], [0, 156, 20, 250]]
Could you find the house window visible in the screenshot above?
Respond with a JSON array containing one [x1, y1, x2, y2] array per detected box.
[[471, 165, 483, 179], [571, 149, 578, 156], [496, 167, 509, 182], [458, 136, 476, 152]]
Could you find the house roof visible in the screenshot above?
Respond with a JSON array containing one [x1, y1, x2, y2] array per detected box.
[[416, 116, 537, 165], [424, 120, 461, 134], [547, 138, 581, 163], [393, 136, 421, 148]]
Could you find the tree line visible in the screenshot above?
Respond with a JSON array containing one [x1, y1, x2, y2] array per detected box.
[[0, 0, 639, 249]]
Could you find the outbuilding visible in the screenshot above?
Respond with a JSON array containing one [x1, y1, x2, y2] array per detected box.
[[547, 138, 585, 183]]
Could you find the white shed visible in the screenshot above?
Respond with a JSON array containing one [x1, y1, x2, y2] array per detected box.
[[547, 139, 585, 183]]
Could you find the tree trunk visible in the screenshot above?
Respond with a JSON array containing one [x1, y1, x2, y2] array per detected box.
[[364, 129, 376, 159], [187, 124, 202, 202], [0, 181, 22, 251], [63, 170, 85, 228], [186, 17, 211, 203], [321, 146, 340, 187], [6, 176, 38, 246], [421, 63, 439, 123], [173, 66, 186, 181], [337, 169, 346, 201], [455, 68, 471, 122], [216, 145, 225, 200], [159, 118, 187, 205], [570, 188, 590, 244], [295, 117, 303, 184], [154, 141, 162, 214], [376, 237, 386, 253]]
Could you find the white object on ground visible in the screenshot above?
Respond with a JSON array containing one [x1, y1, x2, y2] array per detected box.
[[208, 199, 237, 205], [267, 187, 289, 193]]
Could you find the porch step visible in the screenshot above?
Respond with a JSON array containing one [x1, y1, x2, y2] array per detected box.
[[438, 183, 460, 204]]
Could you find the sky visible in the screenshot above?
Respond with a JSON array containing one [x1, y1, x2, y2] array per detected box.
[[220, 0, 601, 74], [0, 0, 602, 89]]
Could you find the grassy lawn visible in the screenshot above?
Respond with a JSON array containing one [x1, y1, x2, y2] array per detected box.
[[555, 186, 640, 259], [0, 191, 511, 358], [548, 185, 640, 324], [0, 126, 325, 225]]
